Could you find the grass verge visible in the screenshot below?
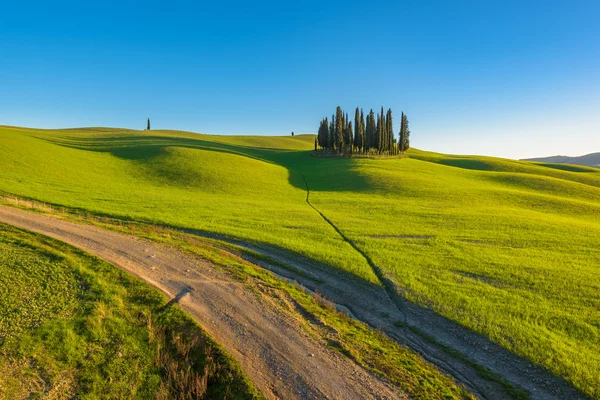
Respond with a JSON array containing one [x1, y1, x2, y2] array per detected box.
[[0, 223, 260, 399]]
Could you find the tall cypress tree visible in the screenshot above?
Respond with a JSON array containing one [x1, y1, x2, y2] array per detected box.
[[360, 109, 365, 153], [365, 112, 371, 152], [317, 119, 322, 149], [399, 112, 411, 153], [368, 109, 375, 153], [317, 120, 322, 149], [345, 113, 352, 151], [328, 114, 335, 150], [402, 113, 410, 151], [348, 121, 353, 154], [380, 106, 386, 154], [386, 108, 393, 154], [335, 106, 344, 153], [376, 112, 381, 153], [354, 107, 360, 151], [318, 118, 329, 149], [323, 117, 329, 149], [342, 112, 350, 151]]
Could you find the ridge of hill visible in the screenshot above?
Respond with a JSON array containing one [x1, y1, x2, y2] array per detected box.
[[522, 152, 600, 168]]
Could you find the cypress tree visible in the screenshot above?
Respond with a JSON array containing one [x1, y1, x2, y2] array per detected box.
[[345, 113, 352, 151], [314, 136, 317, 150], [402, 113, 410, 151], [385, 108, 394, 154], [317, 120, 321, 148], [380, 106, 386, 154], [368, 109, 376, 153], [324, 117, 329, 149], [348, 121, 353, 154], [354, 108, 360, 150], [360, 109, 365, 153], [375, 112, 381, 153], [327, 115, 335, 150], [147, 118, 151, 130], [364, 112, 370, 152], [318, 118, 329, 149], [365, 112, 371, 152], [335, 106, 344, 153], [399, 112, 410, 153]]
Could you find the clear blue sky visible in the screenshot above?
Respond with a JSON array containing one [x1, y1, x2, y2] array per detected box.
[[1, 0, 598, 159]]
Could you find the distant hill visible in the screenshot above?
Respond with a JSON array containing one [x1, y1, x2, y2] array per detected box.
[[522, 152, 600, 168]]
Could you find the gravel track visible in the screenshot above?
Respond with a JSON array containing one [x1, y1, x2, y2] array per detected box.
[[0, 205, 402, 400]]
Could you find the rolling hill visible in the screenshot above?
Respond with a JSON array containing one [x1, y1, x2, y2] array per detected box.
[[522, 152, 600, 168], [1, 125, 599, 398]]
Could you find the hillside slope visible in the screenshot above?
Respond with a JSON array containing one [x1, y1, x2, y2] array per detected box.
[[522, 152, 600, 168], [1, 125, 599, 398]]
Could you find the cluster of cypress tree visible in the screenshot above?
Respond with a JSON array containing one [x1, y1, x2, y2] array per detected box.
[[316, 106, 409, 155]]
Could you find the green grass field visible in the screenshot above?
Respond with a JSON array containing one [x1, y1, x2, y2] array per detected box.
[[0, 223, 258, 399], [1, 125, 599, 398]]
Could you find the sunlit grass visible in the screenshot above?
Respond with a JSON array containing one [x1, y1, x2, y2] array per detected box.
[[1, 125, 599, 397]]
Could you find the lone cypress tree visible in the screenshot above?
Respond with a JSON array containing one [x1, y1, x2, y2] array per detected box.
[[147, 118, 151, 130]]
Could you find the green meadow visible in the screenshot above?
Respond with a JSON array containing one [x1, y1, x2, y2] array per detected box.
[[0, 223, 258, 399], [1, 125, 599, 398]]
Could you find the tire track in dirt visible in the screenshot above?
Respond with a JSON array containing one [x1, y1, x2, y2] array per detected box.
[[298, 173, 584, 400], [0, 205, 402, 400]]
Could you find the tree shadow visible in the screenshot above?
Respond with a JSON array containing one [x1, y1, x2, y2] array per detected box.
[[157, 286, 193, 313], [38, 134, 373, 192]]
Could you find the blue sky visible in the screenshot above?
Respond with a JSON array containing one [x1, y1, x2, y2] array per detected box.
[[1, 0, 598, 159]]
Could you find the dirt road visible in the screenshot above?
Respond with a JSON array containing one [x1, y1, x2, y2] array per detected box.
[[0, 205, 401, 400]]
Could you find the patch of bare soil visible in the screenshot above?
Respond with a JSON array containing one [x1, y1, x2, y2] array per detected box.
[[0, 206, 401, 400], [208, 234, 585, 400]]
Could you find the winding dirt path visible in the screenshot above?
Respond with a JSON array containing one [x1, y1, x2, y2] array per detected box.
[[0, 205, 401, 400], [228, 174, 584, 400]]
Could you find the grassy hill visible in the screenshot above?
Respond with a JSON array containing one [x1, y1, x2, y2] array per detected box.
[[1, 125, 599, 398]]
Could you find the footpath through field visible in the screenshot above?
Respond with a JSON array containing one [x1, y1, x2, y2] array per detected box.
[[0, 205, 401, 400]]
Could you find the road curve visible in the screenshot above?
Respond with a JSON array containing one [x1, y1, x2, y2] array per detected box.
[[0, 205, 401, 400]]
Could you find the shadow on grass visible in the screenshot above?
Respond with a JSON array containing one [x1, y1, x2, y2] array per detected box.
[[533, 162, 599, 173], [40, 134, 373, 192]]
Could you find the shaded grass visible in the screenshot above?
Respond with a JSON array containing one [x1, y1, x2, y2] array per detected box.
[[115, 223, 476, 400], [0, 224, 259, 399]]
